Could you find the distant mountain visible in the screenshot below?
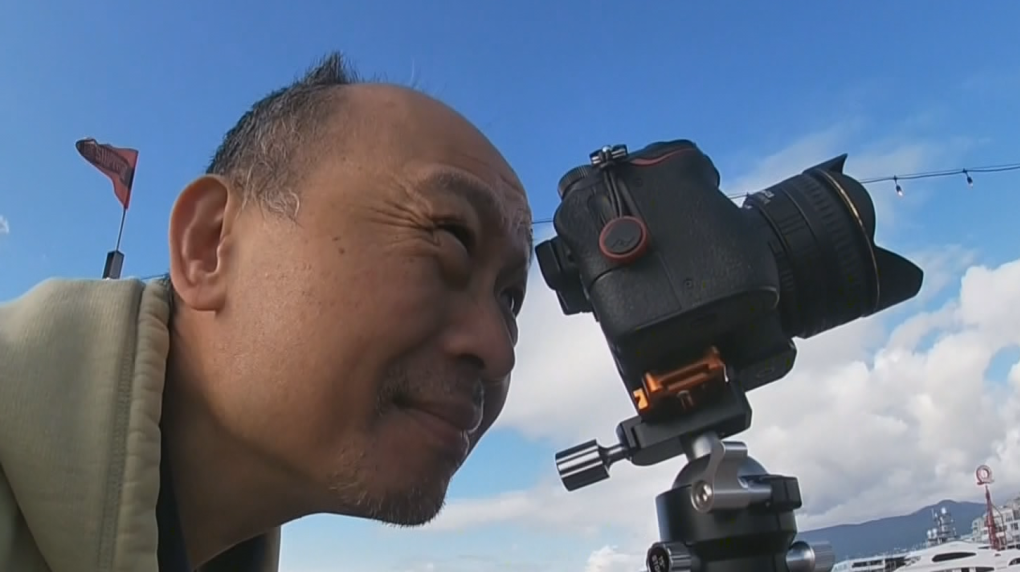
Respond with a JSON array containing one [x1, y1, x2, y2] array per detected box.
[[797, 500, 987, 560]]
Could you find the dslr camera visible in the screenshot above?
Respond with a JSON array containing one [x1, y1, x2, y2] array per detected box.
[[535, 140, 923, 572]]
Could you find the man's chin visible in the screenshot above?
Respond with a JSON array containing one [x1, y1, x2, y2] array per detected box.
[[364, 490, 448, 527], [324, 442, 459, 525], [379, 506, 445, 528], [336, 474, 451, 527]]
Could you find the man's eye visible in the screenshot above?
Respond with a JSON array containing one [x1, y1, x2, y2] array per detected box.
[[501, 288, 525, 316], [439, 223, 476, 253]]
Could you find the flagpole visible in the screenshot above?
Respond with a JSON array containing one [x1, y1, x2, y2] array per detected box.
[[104, 207, 128, 280], [114, 206, 127, 252]]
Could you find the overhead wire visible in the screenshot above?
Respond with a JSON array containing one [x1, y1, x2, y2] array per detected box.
[[135, 160, 1020, 282]]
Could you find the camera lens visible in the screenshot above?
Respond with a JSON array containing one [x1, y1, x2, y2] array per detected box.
[[741, 161, 885, 339]]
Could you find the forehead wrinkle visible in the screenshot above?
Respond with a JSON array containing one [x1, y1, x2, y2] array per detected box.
[[418, 169, 532, 266], [494, 171, 533, 253], [511, 207, 535, 265]]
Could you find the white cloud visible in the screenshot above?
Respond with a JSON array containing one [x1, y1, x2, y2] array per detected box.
[[584, 546, 643, 572], [908, 245, 980, 303], [0, 215, 9, 236], [420, 128, 1020, 568], [721, 122, 864, 197]]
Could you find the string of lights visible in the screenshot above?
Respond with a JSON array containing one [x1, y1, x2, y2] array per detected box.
[[532, 160, 1020, 225], [855, 162, 1020, 197], [135, 160, 1020, 282]]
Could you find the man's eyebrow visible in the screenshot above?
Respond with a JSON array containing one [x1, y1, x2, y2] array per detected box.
[[421, 170, 506, 222], [419, 169, 534, 265]]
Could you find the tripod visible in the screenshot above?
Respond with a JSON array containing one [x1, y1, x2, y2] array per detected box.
[[554, 383, 835, 572]]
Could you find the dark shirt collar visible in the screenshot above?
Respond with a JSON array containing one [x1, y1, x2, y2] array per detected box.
[[156, 429, 269, 572], [157, 430, 192, 572]]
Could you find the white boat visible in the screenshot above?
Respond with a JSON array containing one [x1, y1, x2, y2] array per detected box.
[[898, 540, 1020, 572], [832, 503, 1020, 572], [831, 540, 1020, 572], [832, 551, 910, 572]]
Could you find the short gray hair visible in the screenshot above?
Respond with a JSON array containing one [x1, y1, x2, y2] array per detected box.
[[205, 52, 362, 217], [164, 53, 363, 310]]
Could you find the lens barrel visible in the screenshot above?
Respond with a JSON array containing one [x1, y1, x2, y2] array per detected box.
[[742, 160, 921, 339]]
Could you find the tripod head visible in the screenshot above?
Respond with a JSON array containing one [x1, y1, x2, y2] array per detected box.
[[554, 354, 836, 572]]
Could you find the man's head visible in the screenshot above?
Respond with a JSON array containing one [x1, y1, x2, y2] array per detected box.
[[166, 53, 532, 526]]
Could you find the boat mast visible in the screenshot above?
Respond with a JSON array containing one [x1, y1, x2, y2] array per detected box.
[[977, 464, 1003, 550]]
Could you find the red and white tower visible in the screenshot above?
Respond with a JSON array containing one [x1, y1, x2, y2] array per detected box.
[[977, 465, 1004, 550]]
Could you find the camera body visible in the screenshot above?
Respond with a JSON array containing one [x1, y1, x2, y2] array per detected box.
[[536, 140, 922, 421]]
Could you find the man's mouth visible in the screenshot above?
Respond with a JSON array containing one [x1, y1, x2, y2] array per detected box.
[[393, 395, 483, 458], [394, 395, 484, 433]]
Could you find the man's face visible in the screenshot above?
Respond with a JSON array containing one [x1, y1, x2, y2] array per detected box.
[[208, 86, 532, 525]]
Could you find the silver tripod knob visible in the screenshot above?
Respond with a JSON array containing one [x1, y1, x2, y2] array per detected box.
[[554, 440, 628, 491], [787, 540, 836, 572]]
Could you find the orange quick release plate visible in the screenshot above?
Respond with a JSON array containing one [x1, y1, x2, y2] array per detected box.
[[633, 347, 726, 413]]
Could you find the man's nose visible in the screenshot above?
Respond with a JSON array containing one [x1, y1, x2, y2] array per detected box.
[[443, 294, 516, 380]]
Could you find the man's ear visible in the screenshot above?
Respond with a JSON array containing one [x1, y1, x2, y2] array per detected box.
[[168, 175, 241, 312]]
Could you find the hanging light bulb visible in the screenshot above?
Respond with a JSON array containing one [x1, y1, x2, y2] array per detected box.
[[964, 169, 974, 187], [894, 176, 903, 197]]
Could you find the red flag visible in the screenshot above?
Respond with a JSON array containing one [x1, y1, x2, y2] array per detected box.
[[75, 138, 139, 210]]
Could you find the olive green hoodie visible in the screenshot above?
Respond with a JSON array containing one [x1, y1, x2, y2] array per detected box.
[[0, 278, 280, 572]]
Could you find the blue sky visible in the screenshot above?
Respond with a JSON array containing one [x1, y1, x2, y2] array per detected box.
[[2, 2, 1020, 571]]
